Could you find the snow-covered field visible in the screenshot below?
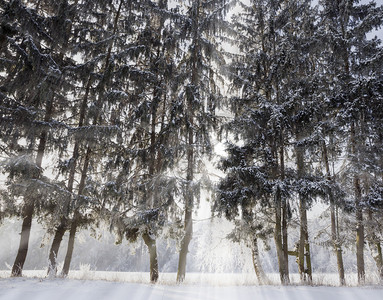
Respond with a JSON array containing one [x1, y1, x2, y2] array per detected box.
[[1, 271, 382, 300]]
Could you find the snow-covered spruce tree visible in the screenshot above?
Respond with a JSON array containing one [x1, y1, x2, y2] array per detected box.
[[214, 141, 274, 284], [52, 0, 179, 279], [363, 82, 383, 281], [169, 0, 233, 282], [307, 21, 349, 282], [44, 0, 118, 276], [217, 0, 335, 285], [57, 0, 128, 277], [318, 0, 383, 284], [276, 1, 337, 283], [0, 0, 78, 277], [216, 0, 305, 285], [36, 0, 102, 276], [319, 124, 347, 285], [102, 0, 183, 283]]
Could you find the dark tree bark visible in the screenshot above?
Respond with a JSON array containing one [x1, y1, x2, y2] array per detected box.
[[177, 207, 193, 282], [47, 224, 66, 275], [279, 135, 290, 285], [177, 0, 200, 283], [296, 131, 312, 283], [351, 122, 365, 284], [47, 76, 91, 276], [282, 199, 289, 283], [61, 212, 79, 277], [60, 0, 123, 277], [367, 210, 383, 282], [143, 231, 159, 283], [61, 147, 91, 277], [12, 98, 54, 277], [177, 93, 195, 282], [323, 141, 345, 285], [371, 242, 383, 281], [274, 189, 289, 285], [11, 202, 34, 276]]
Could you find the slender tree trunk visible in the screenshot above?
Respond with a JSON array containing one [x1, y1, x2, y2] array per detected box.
[[323, 141, 345, 285], [372, 242, 383, 281], [177, 206, 193, 282], [143, 231, 159, 283], [369, 240, 383, 281], [333, 204, 346, 285], [177, 129, 194, 282], [61, 147, 91, 277], [12, 98, 54, 277], [304, 225, 312, 282], [298, 195, 311, 283], [295, 132, 312, 283], [47, 224, 66, 275], [274, 192, 288, 284], [351, 122, 365, 284], [251, 237, 268, 285], [176, 90, 195, 282], [355, 183, 365, 284], [279, 136, 290, 284], [282, 199, 289, 283], [47, 77, 91, 276], [11, 202, 34, 276], [177, 0, 199, 283], [298, 200, 305, 281], [61, 212, 78, 277], [141, 93, 160, 284], [272, 138, 289, 285], [59, 0, 123, 276], [366, 210, 383, 282]]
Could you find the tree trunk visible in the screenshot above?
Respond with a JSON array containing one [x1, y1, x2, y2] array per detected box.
[[334, 224, 346, 285], [61, 147, 91, 276], [356, 197, 365, 284], [11, 202, 34, 276], [295, 133, 312, 283], [279, 136, 290, 284], [55, 0, 121, 274], [251, 237, 268, 285], [282, 199, 289, 283], [47, 76, 91, 276], [323, 141, 345, 285], [304, 230, 312, 282], [177, 113, 194, 283], [351, 122, 365, 284], [47, 224, 66, 275], [366, 209, 383, 282], [61, 214, 78, 277], [177, 0, 199, 281], [140, 85, 163, 283], [143, 232, 159, 283], [177, 207, 193, 282], [274, 193, 289, 285], [298, 201, 305, 281], [298, 195, 312, 283], [12, 97, 54, 277]]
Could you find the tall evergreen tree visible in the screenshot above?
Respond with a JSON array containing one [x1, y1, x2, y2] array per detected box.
[[318, 0, 383, 284], [216, 0, 332, 284], [171, 0, 232, 282], [0, 0, 77, 276], [59, 0, 125, 277], [105, 0, 182, 283], [217, 0, 297, 285]]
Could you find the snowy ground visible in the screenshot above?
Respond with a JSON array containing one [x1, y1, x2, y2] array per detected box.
[[0, 272, 383, 300]]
